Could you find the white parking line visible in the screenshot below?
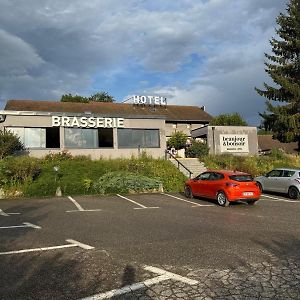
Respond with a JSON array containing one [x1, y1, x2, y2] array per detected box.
[[144, 265, 199, 285], [162, 193, 214, 207], [81, 265, 198, 300], [117, 194, 159, 209], [0, 222, 41, 230], [0, 209, 9, 216], [66, 196, 102, 213], [261, 194, 300, 203], [0, 239, 94, 256]]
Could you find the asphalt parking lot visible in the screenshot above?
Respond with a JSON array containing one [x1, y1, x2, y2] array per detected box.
[[0, 192, 300, 300]]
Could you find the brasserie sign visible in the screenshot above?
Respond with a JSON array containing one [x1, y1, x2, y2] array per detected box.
[[220, 134, 249, 153], [52, 116, 124, 128]]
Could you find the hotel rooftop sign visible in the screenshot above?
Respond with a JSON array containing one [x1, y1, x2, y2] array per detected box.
[[126, 95, 167, 106]]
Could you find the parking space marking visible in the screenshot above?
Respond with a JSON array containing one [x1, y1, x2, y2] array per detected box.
[[117, 194, 159, 209], [66, 196, 102, 213], [144, 265, 199, 285], [261, 194, 300, 203], [0, 209, 19, 216], [81, 265, 198, 300], [0, 239, 94, 256], [162, 193, 214, 207], [0, 222, 41, 230], [0, 209, 9, 216]]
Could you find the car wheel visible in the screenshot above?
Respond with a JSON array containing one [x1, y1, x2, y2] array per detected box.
[[247, 199, 257, 205], [257, 182, 263, 193], [288, 186, 299, 199], [184, 186, 193, 199], [217, 191, 229, 207]]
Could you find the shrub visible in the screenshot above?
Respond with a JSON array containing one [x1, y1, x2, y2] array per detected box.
[[0, 156, 41, 187], [93, 171, 163, 194], [0, 129, 24, 159], [167, 131, 188, 150], [43, 150, 73, 162], [185, 141, 209, 158]]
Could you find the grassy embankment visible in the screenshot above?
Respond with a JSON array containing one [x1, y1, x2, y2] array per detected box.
[[0, 152, 186, 198], [0, 149, 299, 198], [203, 149, 300, 177]]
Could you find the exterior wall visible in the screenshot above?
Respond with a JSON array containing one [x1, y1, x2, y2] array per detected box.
[[207, 126, 258, 156], [165, 122, 205, 138], [1, 114, 166, 159]]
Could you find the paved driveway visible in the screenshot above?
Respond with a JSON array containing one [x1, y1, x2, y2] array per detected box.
[[0, 193, 299, 299]]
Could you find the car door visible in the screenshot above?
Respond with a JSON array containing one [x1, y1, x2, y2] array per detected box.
[[277, 170, 295, 193], [204, 172, 225, 198], [263, 169, 283, 192], [193, 172, 212, 196]]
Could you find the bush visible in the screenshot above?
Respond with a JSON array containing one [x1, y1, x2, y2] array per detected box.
[[167, 131, 188, 150], [185, 141, 209, 158], [0, 129, 24, 159], [0, 156, 41, 187], [93, 171, 163, 194]]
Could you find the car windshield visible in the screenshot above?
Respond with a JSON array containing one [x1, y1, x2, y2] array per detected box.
[[229, 175, 253, 182]]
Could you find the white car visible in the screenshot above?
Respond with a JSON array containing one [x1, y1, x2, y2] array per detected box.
[[255, 168, 300, 199]]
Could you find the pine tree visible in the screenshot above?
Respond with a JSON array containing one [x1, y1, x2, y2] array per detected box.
[[255, 0, 300, 150]]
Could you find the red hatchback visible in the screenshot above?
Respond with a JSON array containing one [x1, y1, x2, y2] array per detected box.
[[184, 170, 261, 206]]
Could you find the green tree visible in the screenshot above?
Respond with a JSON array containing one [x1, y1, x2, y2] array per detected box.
[[185, 141, 209, 158], [89, 92, 115, 102], [0, 130, 24, 159], [255, 0, 300, 150], [210, 113, 248, 126], [167, 131, 188, 150], [60, 92, 115, 103], [60, 94, 89, 103]]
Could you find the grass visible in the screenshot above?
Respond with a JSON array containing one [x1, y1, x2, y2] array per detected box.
[[202, 150, 300, 177], [0, 153, 187, 197]]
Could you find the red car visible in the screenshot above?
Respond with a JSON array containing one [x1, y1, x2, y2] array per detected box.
[[184, 170, 261, 206]]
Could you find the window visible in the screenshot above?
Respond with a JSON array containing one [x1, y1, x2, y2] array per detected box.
[[210, 173, 224, 180], [267, 170, 282, 177], [98, 128, 113, 147], [229, 175, 253, 182], [64, 128, 98, 148], [118, 129, 160, 148], [282, 170, 295, 177], [6, 127, 58, 148], [197, 172, 211, 180], [46, 127, 60, 148]]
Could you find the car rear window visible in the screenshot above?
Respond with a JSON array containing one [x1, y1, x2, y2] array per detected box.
[[229, 175, 253, 182]]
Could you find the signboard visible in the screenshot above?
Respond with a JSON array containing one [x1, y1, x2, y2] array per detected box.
[[132, 95, 167, 106], [52, 116, 124, 128], [220, 134, 249, 153]]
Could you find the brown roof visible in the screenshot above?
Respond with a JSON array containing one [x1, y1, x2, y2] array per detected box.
[[258, 135, 299, 154], [4, 99, 213, 122]]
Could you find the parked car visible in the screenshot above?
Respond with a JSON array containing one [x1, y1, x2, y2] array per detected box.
[[255, 168, 300, 199], [184, 170, 261, 206]]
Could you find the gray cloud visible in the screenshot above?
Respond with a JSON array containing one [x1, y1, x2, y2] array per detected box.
[[0, 0, 288, 121]]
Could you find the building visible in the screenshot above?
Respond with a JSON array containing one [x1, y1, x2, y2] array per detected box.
[[191, 125, 259, 155], [0, 99, 213, 159]]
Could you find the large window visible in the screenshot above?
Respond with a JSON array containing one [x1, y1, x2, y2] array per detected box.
[[64, 128, 113, 148], [65, 128, 98, 148], [6, 127, 60, 149], [118, 129, 160, 148]]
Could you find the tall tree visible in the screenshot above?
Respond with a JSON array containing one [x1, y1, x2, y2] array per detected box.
[[60, 94, 89, 103], [89, 92, 115, 102], [209, 113, 248, 126], [60, 92, 115, 103], [255, 0, 300, 150]]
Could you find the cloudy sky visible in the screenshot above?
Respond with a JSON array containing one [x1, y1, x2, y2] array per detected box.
[[0, 0, 288, 124]]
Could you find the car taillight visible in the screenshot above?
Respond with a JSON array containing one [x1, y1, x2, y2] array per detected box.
[[295, 178, 300, 184], [226, 182, 239, 187]]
